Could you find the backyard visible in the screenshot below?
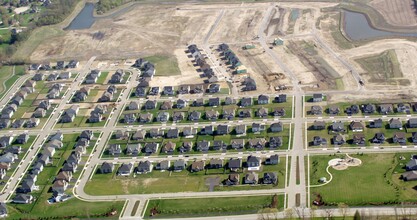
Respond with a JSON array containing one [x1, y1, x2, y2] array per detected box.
[[144, 194, 284, 218]]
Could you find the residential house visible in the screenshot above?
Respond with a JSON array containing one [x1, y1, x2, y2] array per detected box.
[[216, 125, 229, 135], [156, 112, 169, 122], [149, 87, 159, 95], [331, 121, 345, 133], [212, 140, 226, 151], [52, 180, 68, 196], [172, 112, 185, 122], [16, 133, 29, 144], [46, 139, 63, 149], [257, 95, 269, 104], [224, 174, 240, 186], [188, 111, 201, 121], [312, 121, 326, 130], [109, 69, 124, 83], [32, 73, 44, 81], [205, 110, 219, 120], [0, 118, 10, 129], [389, 118, 402, 129], [144, 142, 159, 154], [196, 140, 210, 152], [263, 172, 278, 184], [312, 94, 323, 102], [228, 158, 242, 172], [235, 125, 247, 135], [128, 101, 140, 110], [144, 100, 157, 110], [166, 128, 179, 139], [265, 155, 279, 165], [173, 160, 186, 172], [131, 130, 146, 140], [223, 108, 235, 120], [183, 127, 197, 137], [32, 108, 46, 118], [209, 159, 223, 169], [313, 136, 327, 146], [156, 160, 171, 171], [252, 123, 265, 133], [406, 159, 417, 171], [269, 136, 283, 148], [412, 132, 417, 144], [0, 136, 13, 148], [202, 125, 214, 135], [238, 109, 251, 118], [401, 171, 417, 181], [176, 99, 187, 109], [163, 86, 174, 95], [379, 104, 394, 114], [179, 141, 193, 153], [275, 94, 287, 103], [11, 119, 25, 128], [247, 156, 261, 170], [139, 113, 153, 123], [208, 84, 220, 93], [272, 107, 286, 117], [60, 105, 79, 123], [193, 98, 204, 107], [135, 86, 146, 97], [161, 141, 176, 154], [310, 106, 322, 115], [108, 144, 122, 156], [160, 101, 173, 110], [350, 121, 364, 132], [370, 119, 383, 128], [256, 107, 268, 118], [247, 138, 267, 149], [38, 100, 51, 110], [149, 128, 164, 138], [333, 135, 345, 145], [397, 103, 411, 114], [352, 134, 366, 145], [225, 97, 236, 105], [117, 163, 133, 176], [13, 194, 33, 204], [136, 161, 153, 174], [328, 106, 340, 115], [393, 132, 407, 144], [408, 118, 417, 128], [190, 161, 205, 172], [240, 97, 252, 107], [47, 73, 58, 81], [84, 70, 101, 84], [244, 172, 259, 184], [362, 104, 376, 114], [242, 77, 256, 91], [231, 139, 245, 150], [0, 153, 15, 164], [270, 122, 283, 132], [100, 162, 114, 174], [208, 97, 220, 107], [178, 85, 189, 94], [126, 144, 141, 156], [372, 133, 386, 144], [345, 105, 360, 115]]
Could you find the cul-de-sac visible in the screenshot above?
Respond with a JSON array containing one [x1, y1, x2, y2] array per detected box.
[[0, 0, 417, 219]]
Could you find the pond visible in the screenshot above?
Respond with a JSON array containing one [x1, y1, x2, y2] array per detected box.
[[342, 10, 417, 41], [65, 3, 96, 30]]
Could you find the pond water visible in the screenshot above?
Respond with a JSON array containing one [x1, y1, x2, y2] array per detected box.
[[343, 10, 417, 41], [65, 3, 96, 30]]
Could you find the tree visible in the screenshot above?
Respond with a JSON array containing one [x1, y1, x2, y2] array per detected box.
[[353, 210, 361, 220]]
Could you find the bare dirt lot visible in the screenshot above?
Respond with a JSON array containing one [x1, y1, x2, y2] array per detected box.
[[370, 0, 417, 27]]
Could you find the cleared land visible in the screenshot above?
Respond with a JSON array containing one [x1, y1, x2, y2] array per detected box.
[[370, 0, 417, 27], [310, 153, 417, 206], [144, 195, 284, 218], [355, 49, 405, 85]]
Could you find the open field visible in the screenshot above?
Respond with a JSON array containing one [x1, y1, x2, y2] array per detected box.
[[144, 55, 181, 76], [370, 0, 417, 27], [355, 49, 404, 85], [0, 65, 26, 98], [144, 195, 284, 219], [310, 153, 417, 206]]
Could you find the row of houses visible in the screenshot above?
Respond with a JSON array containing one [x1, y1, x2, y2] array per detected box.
[[133, 58, 155, 78], [133, 94, 287, 111], [0, 134, 29, 180], [187, 44, 218, 83], [84, 69, 102, 84], [60, 105, 80, 123], [109, 69, 125, 84], [103, 155, 278, 175], [98, 85, 117, 102], [13, 130, 93, 204], [218, 43, 247, 75], [312, 118, 417, 133], [311, 103, 417, 116], [0, 80, 37, 129], [29, 60, 79, 71], [32, 71, 72, 82], [88, 105, 108, 123]]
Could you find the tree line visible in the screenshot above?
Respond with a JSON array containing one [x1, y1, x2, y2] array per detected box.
[[95, 0, 134, 14]]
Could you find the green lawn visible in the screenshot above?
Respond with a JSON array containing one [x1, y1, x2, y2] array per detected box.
[[96, 72, 109, 84], [309, 153, 417, 206], [144, 55, 181, 76], [85, 157, 286, 195], [0, 65, 25, 98], [144, 195, 284, 218]]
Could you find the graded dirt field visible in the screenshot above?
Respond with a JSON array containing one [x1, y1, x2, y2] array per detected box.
[[370, 0, 417, 27]]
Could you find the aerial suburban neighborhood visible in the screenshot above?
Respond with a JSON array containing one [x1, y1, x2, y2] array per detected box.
[[0, 0, 416, 219]]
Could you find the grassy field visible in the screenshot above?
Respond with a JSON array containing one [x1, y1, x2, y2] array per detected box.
[[144, 55, 181, 76], [355, 49, 405, 85], [310, 153, 417, 206], [144, 195, 284, 218], [85, 157, 286, 195], [0, 65, 25, 98]]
